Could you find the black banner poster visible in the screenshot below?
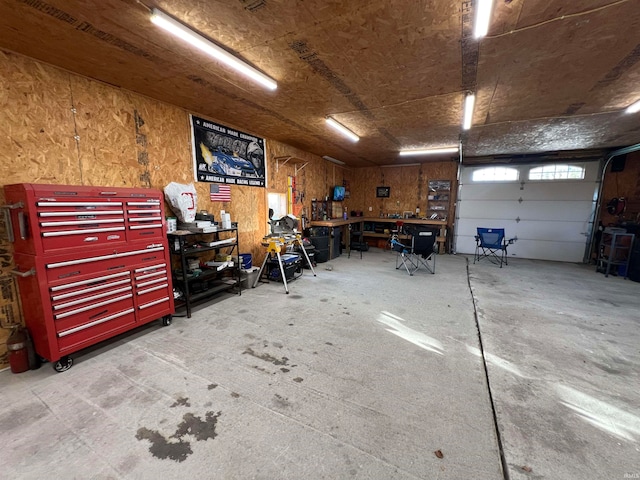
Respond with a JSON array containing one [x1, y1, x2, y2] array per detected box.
[[191, 114, 266, 187]]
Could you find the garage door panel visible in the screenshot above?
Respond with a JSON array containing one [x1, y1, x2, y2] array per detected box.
[[456, 220, 519, 238], [522, 182, 597, 201], [457, 222, 588, 246], [456, 235, 478, 255], [458, 200, 523, 219], [458, 183, 522, 201], [516, 201, 594, 221], [457, 237, 585, 262], [514, 221, 589, 242], [508, 239, 585, 263], [461, 162, 600, 183], [460, 200, 594, 222]]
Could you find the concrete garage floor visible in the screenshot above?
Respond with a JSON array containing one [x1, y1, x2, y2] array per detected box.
[[1, 248, 639, 479]]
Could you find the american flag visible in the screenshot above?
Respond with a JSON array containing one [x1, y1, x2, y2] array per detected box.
[[210, 184, 231, 202]]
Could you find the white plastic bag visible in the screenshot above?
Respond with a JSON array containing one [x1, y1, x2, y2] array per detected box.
[[164, 182, 197, 223]]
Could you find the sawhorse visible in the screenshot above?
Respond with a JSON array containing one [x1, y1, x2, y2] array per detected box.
[[253, 234, 316, 293]]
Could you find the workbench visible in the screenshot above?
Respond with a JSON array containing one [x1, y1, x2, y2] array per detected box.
[[309, 217, 448, 258]]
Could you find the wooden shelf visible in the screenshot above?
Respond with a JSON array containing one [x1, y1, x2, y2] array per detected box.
[[274, 155, 308, 174]]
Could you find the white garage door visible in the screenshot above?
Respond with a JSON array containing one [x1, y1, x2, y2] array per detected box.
[[454, 162, 601, 262]]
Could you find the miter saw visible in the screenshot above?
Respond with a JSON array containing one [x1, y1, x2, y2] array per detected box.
[[268, 213, 299, 239]]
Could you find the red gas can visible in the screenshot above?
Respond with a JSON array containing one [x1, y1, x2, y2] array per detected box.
[[7, 327, 29, 374]]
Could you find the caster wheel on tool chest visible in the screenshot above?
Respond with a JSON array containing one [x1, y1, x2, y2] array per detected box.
[[53, 356, 73, 373], [161, 315, 172, 326]]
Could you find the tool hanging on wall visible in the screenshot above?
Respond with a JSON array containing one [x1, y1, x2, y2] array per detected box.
[[607, 197, 626, 216]]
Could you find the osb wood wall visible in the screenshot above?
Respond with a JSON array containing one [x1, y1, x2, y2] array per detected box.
[[267, 141, 352, 220], [349, 161, 459, 224], [599, 151, 640, 227]]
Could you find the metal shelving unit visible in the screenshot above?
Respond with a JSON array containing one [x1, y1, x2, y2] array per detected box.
[[169, 226, 240, 318], [597, 231, 635, 278]]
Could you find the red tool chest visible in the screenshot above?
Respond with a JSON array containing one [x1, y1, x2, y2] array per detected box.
[[4, 183, 174, 372]]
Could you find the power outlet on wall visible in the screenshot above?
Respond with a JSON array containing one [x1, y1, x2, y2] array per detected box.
[[368, 206, 372, 211]]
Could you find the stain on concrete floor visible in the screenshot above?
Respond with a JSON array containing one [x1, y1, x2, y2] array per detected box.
[[136, 411, 222, 463], [170, 397, 190, 407], [243, 347, 289, 366]]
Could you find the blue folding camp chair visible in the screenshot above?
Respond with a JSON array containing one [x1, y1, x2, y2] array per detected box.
[[473, 228, 515, 268]]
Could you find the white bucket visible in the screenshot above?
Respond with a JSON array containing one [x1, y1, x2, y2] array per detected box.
[[241, 267, 260, 288]]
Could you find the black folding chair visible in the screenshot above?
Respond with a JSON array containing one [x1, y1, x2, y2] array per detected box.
[[473, 227, 516, 267], [348, 223, 366, 259], [391, 225, 438, 275]]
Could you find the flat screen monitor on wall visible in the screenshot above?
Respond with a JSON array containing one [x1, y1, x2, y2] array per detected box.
[[333, 186, 346, 201]]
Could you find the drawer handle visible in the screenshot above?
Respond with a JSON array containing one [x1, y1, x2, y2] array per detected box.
[[11, 268, 36, 278], [54, 293, 133, 319], [139, 297, 170, 310], [1, 202, 25, 242], [84, 237, 99, 242], [18, 212, 28, 240], [50, 271, 130, 292], [57, 308, 135, 337], [42, 227, 125, 237], [89, 309, 109, 320]]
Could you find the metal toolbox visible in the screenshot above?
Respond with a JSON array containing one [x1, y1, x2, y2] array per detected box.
[[4, 183, 174, 372]]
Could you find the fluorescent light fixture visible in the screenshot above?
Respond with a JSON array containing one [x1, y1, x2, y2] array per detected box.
[[322, 155, 345, 165], [325, 117, 359, 142], [150, 8, 277, 90], [474, 0, 495, 39], [625, 99, 640, 114], [399, 147, 459, 157], [463, 93, 476, 130], [381, 163, 420, 168]]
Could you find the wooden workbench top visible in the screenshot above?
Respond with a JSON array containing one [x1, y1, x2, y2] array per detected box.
[[310, 217, 446, 227]]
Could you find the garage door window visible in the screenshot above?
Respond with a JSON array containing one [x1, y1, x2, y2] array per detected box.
[[471, 167, 519, 182], [528, 164, 585, 181]]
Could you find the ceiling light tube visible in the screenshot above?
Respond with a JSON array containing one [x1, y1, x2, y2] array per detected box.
[[381, 163, 420, 168], [463, 93, 476, 130], [325, 117, 359, 142], [625, 99, 640, 114], [474, 0, 495, 39], [150, 8, 277, 90], [399, 147, 459, 157], [322, 155, 345, 165]]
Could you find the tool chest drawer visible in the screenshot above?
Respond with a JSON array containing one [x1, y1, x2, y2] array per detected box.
[[133, 262, 172, 321], [44, 245, 167, 283], [125, 199, 165, 242], [56, 307, 137, 353], [54, 291, 135, 335]]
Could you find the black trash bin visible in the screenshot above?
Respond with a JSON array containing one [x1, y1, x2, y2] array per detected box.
[[294, 242, 316, 268], [310, 227, 329, 263], [331, 227, 342, 259]]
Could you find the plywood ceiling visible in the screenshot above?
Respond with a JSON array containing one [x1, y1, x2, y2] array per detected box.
[[0, 0, 639, 167]]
